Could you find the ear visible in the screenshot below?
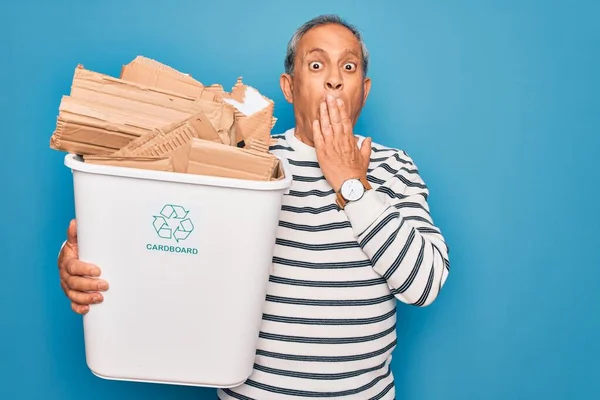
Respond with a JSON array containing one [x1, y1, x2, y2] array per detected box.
[[362, 76, 372, 106], [279, 73, 294, 104]]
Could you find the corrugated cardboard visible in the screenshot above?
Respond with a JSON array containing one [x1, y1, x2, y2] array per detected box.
[[243, 137, 271, 153], [51, 99, 150, 155], [51, 120, 136, 155], [49, 92, 192, 155], [82, 155, 174, 171], [121, 56, 202, 84], [177, 138, 281, 180], [120, 56, 205, 99], [71, 65, 200, 112], [192, 98, 235, 145], [70, 65, 236, 144], [59, 95, 182, 130], [221, 78, 277, 145], [115, 112, 221, 160]]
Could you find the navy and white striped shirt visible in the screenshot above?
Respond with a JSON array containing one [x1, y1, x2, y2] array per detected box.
[[218, 128, 450, 399]]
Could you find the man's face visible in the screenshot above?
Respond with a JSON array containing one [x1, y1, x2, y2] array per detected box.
[[280, 23, 371, 144]]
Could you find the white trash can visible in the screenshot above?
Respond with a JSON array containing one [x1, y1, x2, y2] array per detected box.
[[64, 153, 292, 388]]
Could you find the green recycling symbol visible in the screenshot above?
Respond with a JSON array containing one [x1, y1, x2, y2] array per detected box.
[[152, 204, 194, 242]]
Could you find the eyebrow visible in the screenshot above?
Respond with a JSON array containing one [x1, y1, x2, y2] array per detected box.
[[304, 47, 360, 59], [341, 48, 361, 58], [304, 48, 327, 58]]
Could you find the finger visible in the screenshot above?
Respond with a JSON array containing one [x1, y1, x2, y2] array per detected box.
[[60, 280, 69, 296], [336, 98, 354, 139], [66, 275, 109, 292], [71, 302, 89, 315], [326, 95, 344, 138], [66, 219, 78, 246], [64, 257, 101, 277], [319, 100, 333, 139], [66, 288, 104, 306]]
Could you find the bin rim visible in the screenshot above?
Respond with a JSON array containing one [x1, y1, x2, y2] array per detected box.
[[64, 153, 293, 192]]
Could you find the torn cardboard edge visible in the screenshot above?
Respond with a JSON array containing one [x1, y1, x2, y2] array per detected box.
[[50, 117, 144, 155], [241, 137, 271, 153], [120, 56, 230, 101], [220, 78, 277, 144], [120, 56, 205, 99], [70, 65, 237, 140], [114, 111, 221, 157], [232, 101, 276, 144], [122, 56, 202, 85], [223, 77, 278, 127]]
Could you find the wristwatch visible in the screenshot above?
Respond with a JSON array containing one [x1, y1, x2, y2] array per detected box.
[[335, 177, 372, 210]]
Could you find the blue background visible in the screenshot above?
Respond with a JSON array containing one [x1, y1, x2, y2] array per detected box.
[[1, 1, 598, 399]]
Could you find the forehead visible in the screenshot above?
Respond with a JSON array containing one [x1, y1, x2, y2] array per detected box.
[[296, 24, 362, 57]]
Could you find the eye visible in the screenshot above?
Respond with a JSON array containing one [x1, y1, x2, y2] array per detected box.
[[343, 62, 357, 72], [309, 61, 323, 70]]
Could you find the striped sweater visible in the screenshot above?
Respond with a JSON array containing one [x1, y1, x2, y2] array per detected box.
[[218, 128, 450, 399]]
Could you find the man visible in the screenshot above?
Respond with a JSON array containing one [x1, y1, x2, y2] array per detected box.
[[57, 14, 450, 399]]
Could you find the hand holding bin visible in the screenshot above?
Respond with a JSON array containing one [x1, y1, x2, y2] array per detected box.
[[51, 56, 292, 388]]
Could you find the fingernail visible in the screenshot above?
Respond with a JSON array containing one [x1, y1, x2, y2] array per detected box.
[[98, 282, 109, 291], [327, 94, 334, 103], [336, 98, 343, 106], [91, 268, 101, 277]]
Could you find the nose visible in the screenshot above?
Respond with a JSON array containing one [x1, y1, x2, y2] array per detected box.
[[325, 73, 343, 91]]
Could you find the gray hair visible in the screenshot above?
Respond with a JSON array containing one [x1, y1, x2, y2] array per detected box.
[[284, 14, 369, 77]]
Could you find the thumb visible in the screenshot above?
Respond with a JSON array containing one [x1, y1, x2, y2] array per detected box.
[[360, 137, 372, 164], [66, 219, 78, 246]]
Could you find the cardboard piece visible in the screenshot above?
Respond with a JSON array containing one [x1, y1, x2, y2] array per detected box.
[[120, 56, 205, 99], [70, 65, 235, 143], [183, 138, 281, 181], [191, 98, 235, 145], [58, 95, 183, 130], [149, 137, 280, 180], [50, 96, 161, 155], [221, 78, 277, 145], [120, 56, 229, 101], [82, 155, 174, 171], [70, 65, 200, 113], [114, 112, 222, 157]]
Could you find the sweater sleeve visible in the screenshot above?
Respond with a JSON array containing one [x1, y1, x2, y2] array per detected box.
[[343, 150, 450, 307]]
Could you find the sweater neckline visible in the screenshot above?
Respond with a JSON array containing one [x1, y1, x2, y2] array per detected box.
[[284, 128, 318, 162]]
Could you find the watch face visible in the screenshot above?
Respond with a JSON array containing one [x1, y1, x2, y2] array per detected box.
[[341, 179, 365, 201]]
